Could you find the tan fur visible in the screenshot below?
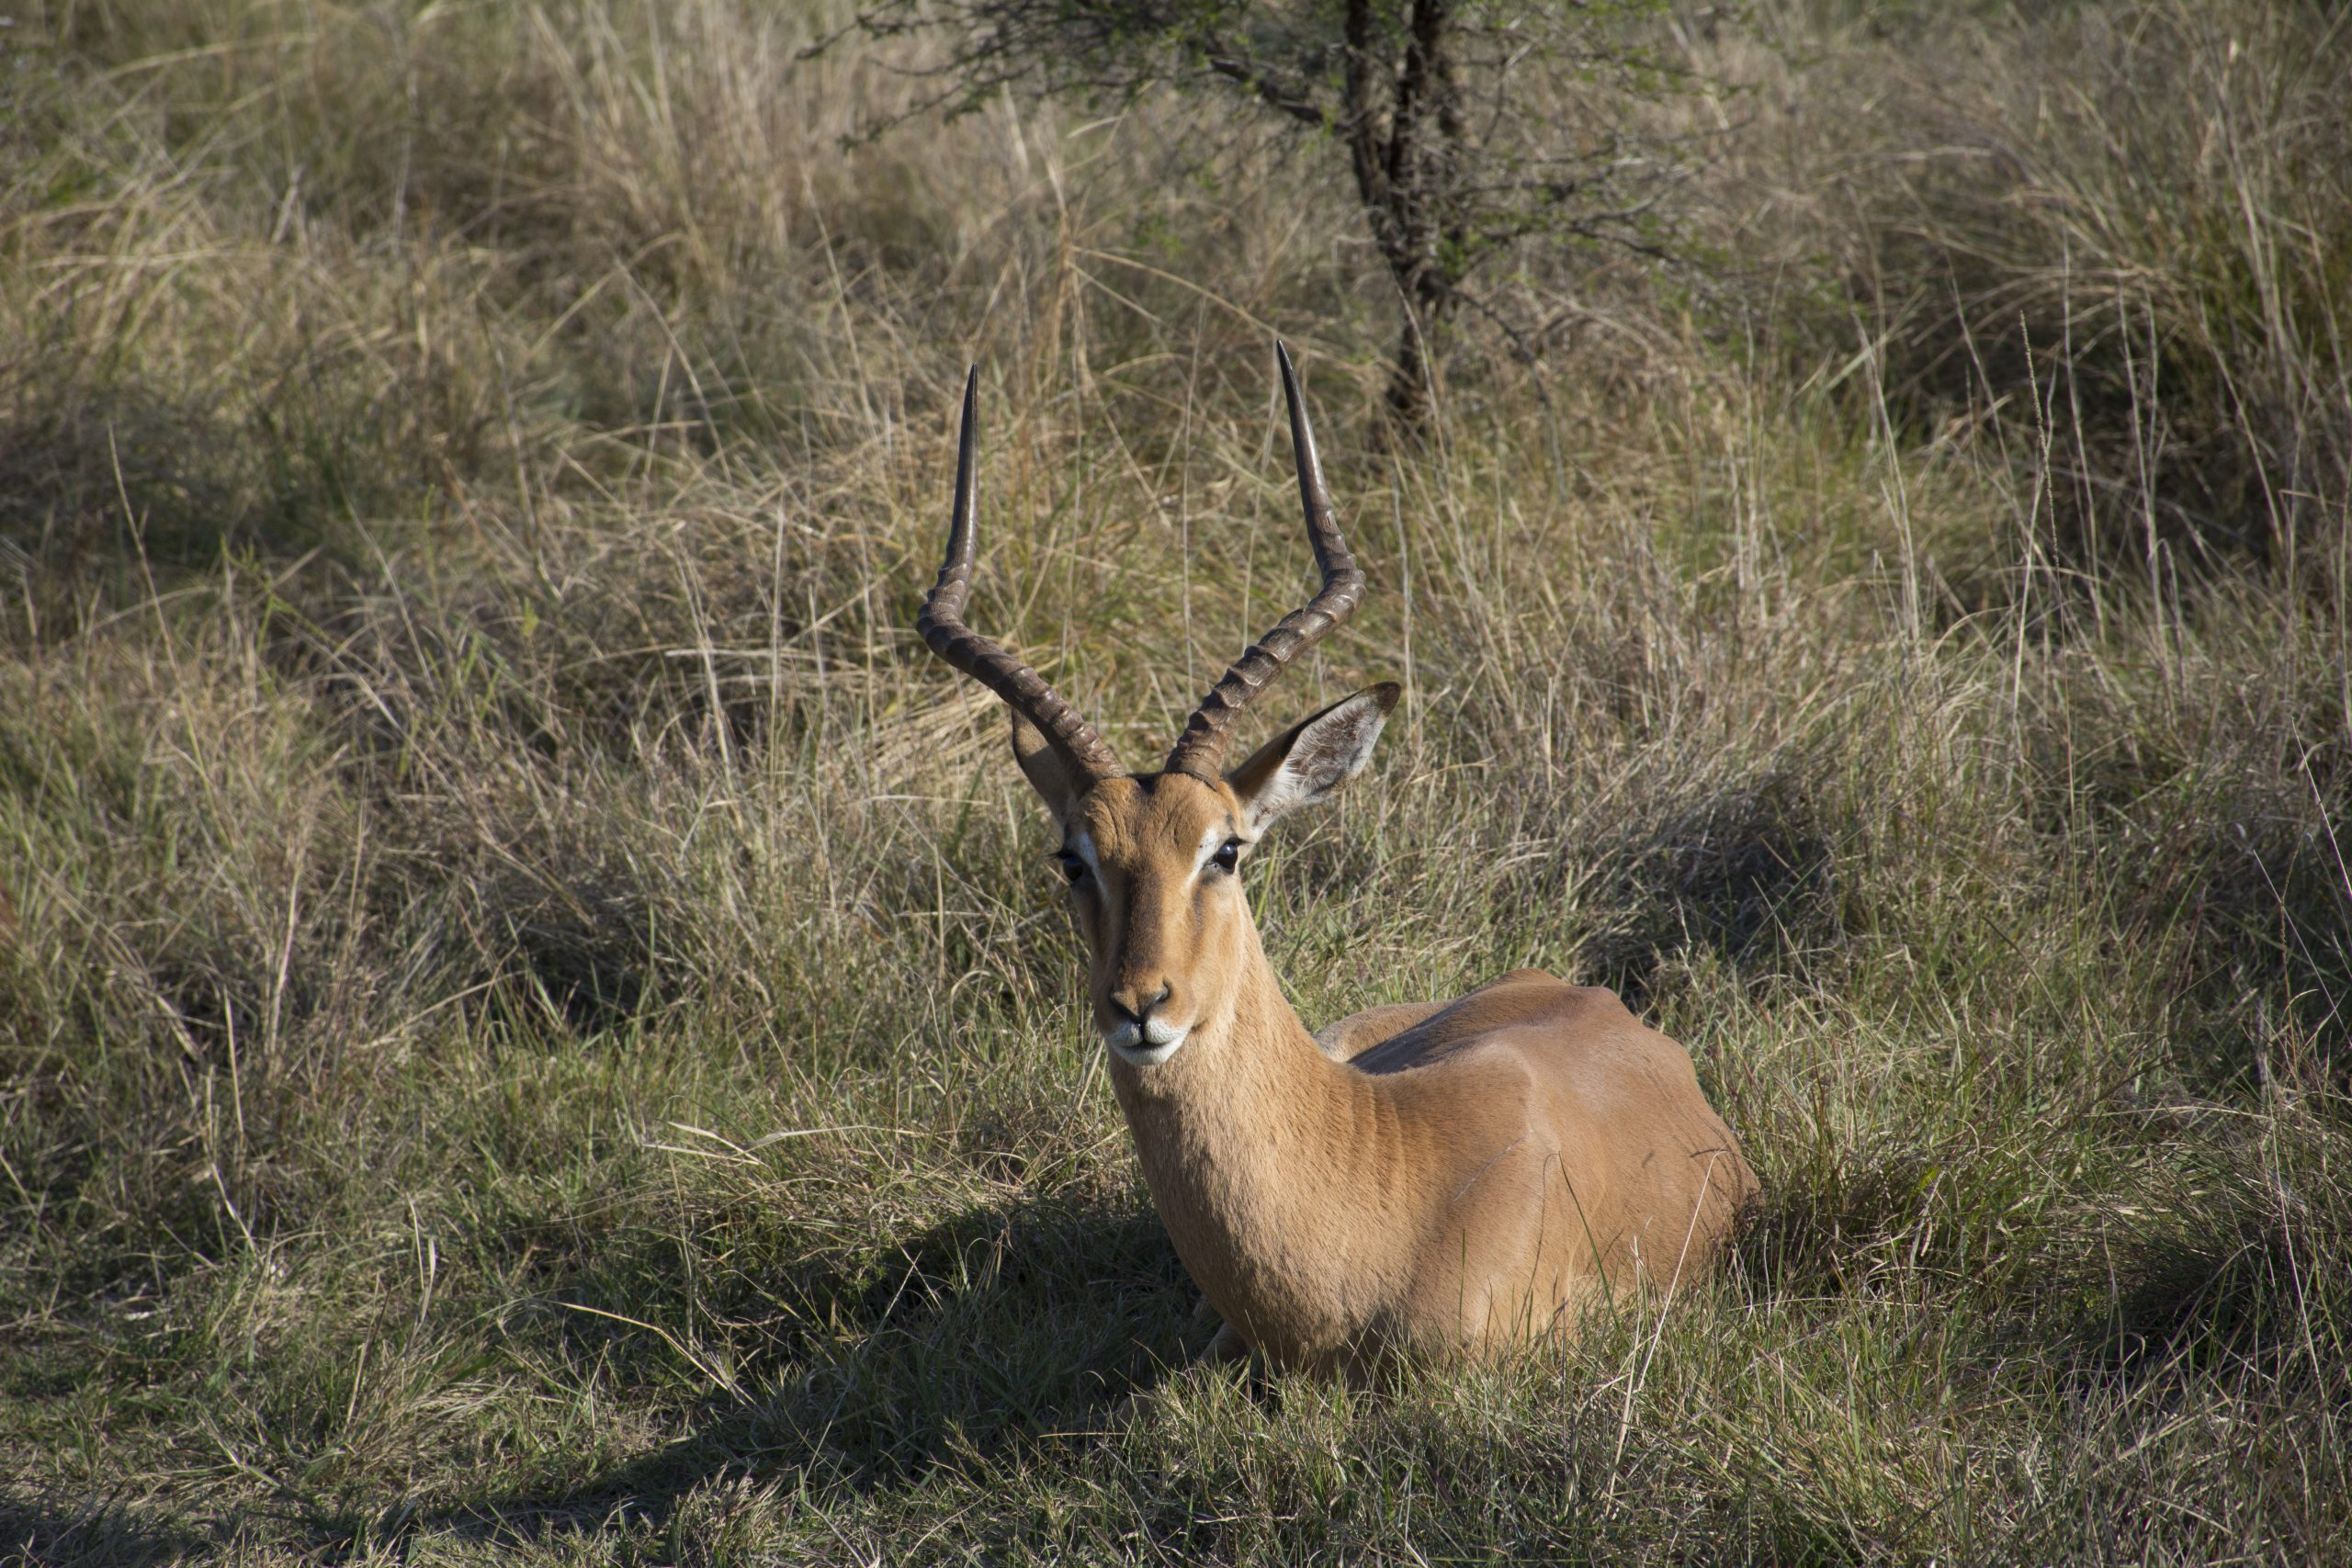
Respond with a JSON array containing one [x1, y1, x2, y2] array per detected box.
[[1043, 765, 1758, 1381], [922, 347, 1752, 1377]]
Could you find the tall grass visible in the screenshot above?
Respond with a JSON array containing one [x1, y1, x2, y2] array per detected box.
[[2, 0, 2346, 1562]]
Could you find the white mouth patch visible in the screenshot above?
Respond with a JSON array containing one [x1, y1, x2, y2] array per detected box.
[[1105, 1015, 1191, 1066]]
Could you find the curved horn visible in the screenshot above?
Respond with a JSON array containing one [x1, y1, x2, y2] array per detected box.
[[1163, 343, 1366, 779], [916, 367, 1123, 784]]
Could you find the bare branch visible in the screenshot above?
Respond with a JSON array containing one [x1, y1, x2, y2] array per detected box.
[[833, 0, 1713, 425]]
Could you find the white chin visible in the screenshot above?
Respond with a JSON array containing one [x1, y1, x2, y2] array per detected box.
[[1106, 1023, 1191, 1066]]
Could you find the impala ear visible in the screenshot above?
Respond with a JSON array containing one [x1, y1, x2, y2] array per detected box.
[[1011, 709, 1083, 823], [1227, 682, 1399, 834]]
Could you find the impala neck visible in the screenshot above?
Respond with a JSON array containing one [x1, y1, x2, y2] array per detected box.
[[1109, 917, 1329, 1120], [1104, 917, 1378, 1305]]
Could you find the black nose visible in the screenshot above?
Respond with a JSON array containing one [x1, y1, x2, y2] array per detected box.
[[1111, 985, 1172, 1025]]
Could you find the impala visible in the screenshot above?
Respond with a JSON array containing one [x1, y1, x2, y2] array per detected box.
[[917, 346, 1757, 1378]]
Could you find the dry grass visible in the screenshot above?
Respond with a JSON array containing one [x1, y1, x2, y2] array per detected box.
[[2, 0, 2347, 1562]]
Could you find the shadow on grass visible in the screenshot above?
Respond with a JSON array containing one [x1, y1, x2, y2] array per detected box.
[[371, 1192, 1193, 1552], [1567, 772, 1842, 1010], [2055, 1187, 2347, 1394], [0, 1494, 206, 1568], [1736, 1130, 2350, 1405]]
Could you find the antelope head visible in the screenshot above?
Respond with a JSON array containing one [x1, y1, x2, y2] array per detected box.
[[917, 346, 1396, 1069]]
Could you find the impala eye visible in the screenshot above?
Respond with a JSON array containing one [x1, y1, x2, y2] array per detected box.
[[1209, 839, 1242, 874], [1057, 852, 1087, 885]]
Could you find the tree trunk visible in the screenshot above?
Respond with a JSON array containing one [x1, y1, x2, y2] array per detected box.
[[1384, 299, 1449, 432], [1348, 0, 1462, 435]]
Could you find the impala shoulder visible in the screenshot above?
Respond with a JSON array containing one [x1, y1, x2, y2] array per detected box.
[[1396, 1041, 1553, 1174]]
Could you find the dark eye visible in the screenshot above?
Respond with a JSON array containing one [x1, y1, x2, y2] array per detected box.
[[1057, 852, 1087, 885], [1209, 839, 1242, 875]]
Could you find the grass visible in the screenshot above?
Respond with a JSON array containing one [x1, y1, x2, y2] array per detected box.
[[2, 0, 2347, 1562]]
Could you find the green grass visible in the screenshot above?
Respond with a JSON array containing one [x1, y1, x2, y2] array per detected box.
[[3, 0, 2348, 1562]]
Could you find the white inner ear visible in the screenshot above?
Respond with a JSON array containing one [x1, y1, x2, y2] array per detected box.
[[1244, 694, 1389, 834]]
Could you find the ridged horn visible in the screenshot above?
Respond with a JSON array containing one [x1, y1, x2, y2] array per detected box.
[[1163, 343, 1366, 779], [916, 367, 1123, 784]]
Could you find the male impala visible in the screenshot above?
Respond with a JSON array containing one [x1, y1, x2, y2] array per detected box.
[[917, 346, 1756, 1378]]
